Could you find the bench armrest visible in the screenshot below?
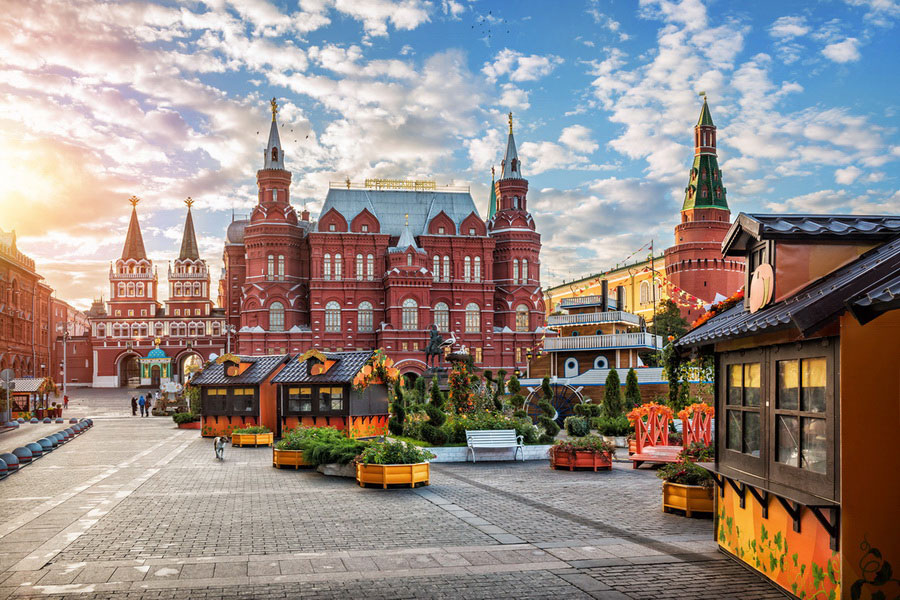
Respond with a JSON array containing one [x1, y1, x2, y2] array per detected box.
[[517, 435, 524, 446]]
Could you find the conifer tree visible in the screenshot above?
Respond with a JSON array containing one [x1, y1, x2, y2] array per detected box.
[[603, 368, 623, 419], [537, 376, 560, 443], [625, 368, 641, 408], [421, 377, 448, 445]]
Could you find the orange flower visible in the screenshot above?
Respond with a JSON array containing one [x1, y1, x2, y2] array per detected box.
[[362, 365, 372, 376]]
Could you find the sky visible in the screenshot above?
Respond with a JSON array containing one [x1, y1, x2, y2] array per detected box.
[[0, 0, 898, 310]]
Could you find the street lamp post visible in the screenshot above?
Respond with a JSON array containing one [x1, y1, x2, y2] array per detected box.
[[525, 349, 533, 379], [226, 325, 236, 355], [62, 324, 70, 399]]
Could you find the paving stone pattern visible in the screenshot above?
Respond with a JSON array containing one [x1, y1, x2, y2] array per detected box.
[[0, 388, 787, 599]]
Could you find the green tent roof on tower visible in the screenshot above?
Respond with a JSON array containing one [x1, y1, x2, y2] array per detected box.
[[487, 167, 497, 218], [682, 98, 729, 211], [697, 97, 714, 126]]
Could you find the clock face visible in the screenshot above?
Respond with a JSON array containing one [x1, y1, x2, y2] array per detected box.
[[749, 263, 774, 314]]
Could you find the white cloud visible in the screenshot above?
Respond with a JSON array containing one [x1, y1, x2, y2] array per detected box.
[[769, 16, 810, 38], [482, 48, 564, 83], [559, 125, 598, 154], [835, 165, 863, 184], [822, 37, 861, 63], [498, 84, 531, 110]]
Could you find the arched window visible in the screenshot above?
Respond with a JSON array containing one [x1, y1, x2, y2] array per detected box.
[[325, 301, 341, 332], [465, 303, 480, 333], [433, 256, 440, 281], [127, 282, 135, 297], [193, 282, 201, 296], [442, 256, 450, 281], [515, 304, 529, 332], [640, 281, 650, 304], [118, 283, 125, 297], [155, 323, 163, 336], [474, 256, 481, 282], [402, 298, 418, 330], [522, 259, 528, 283], [277, 255, 285, 280], [434, 302, 449, 331], [464, 256, 471, 282], [175, 282, 183, 296], [98, 323, 106, 337], [366, 254, 374, 280], [137, 282, 144, 297], [269, 302, 284, 332], [272, 147, 278, 162], [268, 255, 274, 279], [512, 259, 519, 284], [358, 301, 373, 332], [323, 254, 331, 280], [356, 254, 363, 280], [212, 322, 220, 335], [334, 253, 342, 280], [406, 253, 412, 266]]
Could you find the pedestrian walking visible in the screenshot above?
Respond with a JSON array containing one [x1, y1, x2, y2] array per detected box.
[[145, 395, 152, 417], [138, 395, 146, 417], [63, 395, 69, 409], [131, 396, 137, 416]]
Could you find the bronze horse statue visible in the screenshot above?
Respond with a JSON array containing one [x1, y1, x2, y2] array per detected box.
[[425, 324, 453, 368]]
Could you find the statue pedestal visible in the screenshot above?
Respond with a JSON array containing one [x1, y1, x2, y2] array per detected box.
[[423, 367, 449, 390]]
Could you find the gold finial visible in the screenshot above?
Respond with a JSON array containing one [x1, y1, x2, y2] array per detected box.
[[508, 111, 513, 134], [491, 165, 495, 180], [154, 337, 161, 347], [128, 195, 140, 207], [270, 97, 278, 122], [345, 177, 351, 189], [185, 196, 194, 209], [405, 213, 409, 227]]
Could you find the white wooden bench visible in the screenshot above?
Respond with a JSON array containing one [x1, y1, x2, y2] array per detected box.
[[465, 429, 524, 463]]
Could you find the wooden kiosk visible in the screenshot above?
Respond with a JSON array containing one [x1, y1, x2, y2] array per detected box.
[[677, 213, 900, 599], [192, 353, 290, 437], [272, 349, 390, 438]]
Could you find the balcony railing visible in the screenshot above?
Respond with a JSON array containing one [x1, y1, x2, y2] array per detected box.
[[168, 270, 208, 279], [110, 271, 155, 280], [543, 332, 663, 351], [559, 295, 618, 309], [547, 311, 641, 327]]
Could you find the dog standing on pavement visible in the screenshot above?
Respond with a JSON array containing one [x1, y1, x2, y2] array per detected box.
[[214, 436, 228, 460]]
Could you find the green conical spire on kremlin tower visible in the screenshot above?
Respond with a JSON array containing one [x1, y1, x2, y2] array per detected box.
[[487, 166, 497, 218], [682, 96, 729, 211]]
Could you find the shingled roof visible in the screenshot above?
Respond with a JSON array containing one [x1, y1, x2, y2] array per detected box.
[[191, 355, 289, 386], [678, 235, 900, 348], [179, 206, 200, 260], [272, 350, 373, 384], [121, 206, 147, 261]]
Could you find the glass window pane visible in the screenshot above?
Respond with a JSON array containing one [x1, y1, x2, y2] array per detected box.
[[743, 411, 760, 457], [726, 410, 741, 451], [744, 363, 760, 407], [802, 418, 827, 473], [776, 415, 799, 466], [777, 360, 799, 410], [727, 364, 742, 405], [319, 389, 331, 412], [300, 400, 312, 412], [801, 358, 827, 413], [288, 399, 300, 412]]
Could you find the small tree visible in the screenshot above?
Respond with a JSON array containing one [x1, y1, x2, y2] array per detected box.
[[624, 368, 641, 408], [421, 377, 448, 445], [602, 368, 623, 419], [388, 386, 406, 436], [536, 376, 561, 443]]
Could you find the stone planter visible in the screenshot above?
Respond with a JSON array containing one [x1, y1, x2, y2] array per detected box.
[[549, 447, 613, 472], [317, 463, 356, 478], [601, 435, 616, 445], [272, 448, 309, 469], [231, 432, 273, 447], [177, 421, 201, 430], [615, 436, 627, 447], [356, 462, 430, 488], [662, 481, 714, 518]]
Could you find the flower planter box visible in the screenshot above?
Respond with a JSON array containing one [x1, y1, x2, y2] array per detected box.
[[356, 462, 430, 488], [272, 448, 309, 469], [662, 481, 714, 517], [177, 421, 201, 430], [231, 432, 273, 447], [628, 439, 637, 455], [549, 447, 612, 472]]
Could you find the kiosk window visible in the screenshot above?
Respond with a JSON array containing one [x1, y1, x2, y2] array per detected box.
[[319, 387, 344, 412], [288, 387, 313, 413], [776, 357, 827, 474], [725, 362, 761, 457]]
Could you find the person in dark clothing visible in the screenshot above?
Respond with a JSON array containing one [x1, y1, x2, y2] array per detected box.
[[145, 395, 152, 417], [131, 396, 138, 416], [138, 395, 146, 417]]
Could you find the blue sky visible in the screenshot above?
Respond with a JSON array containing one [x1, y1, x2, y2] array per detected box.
[[0, 0, 897, 308]]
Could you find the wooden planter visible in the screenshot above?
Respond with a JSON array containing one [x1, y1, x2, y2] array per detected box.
[[177, 421, 201, 430], [628, 439, 637, 455], [356, 462, 430, 488], [549, 448, 612, 472], [662, 481, 714, 517], [231, 432, 273, 447], [272, 448, 309, 469]]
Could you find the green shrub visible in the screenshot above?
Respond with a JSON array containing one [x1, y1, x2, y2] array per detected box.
[[573, 403, 602, 418], [388, 384, 407, 436], [602, 369, 623, 419], [172, 412, 200, 424], [564, 416, 590, 437], [443, 412, 539, 445], [591, 414, 631, 436], [275, 427, 370, 465], [513, 409, 529, 420], [625, 368, 641, 408], [356, 439, 436, 465], [421, 377, 449, 445], [232, 425, 270, 434], [554, 434, 615, 456], [657, 460, 713, 488], [678, 441, 712, 462]]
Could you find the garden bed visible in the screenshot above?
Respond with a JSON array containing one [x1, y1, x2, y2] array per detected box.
[[549, 447, 613, 471], [272, 448, 310, 469], [232, 432, 273, 447], [662, 481, 714, 517], [356, 462, 430, 488]]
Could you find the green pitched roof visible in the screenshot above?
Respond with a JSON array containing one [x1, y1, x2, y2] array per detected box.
[[487, 173, 497, 218], [697, 97, 714, 126], [682, 155, 729, 211]]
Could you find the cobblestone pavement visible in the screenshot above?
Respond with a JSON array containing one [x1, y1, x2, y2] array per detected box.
[[0, 389, 787, 599]]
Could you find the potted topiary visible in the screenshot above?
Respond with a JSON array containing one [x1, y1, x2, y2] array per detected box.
[[563, 415, 590, 437], [231, 425, 273, 447], [172, 412, 201, 429], [272, 428, 311, 469], [549, 435, 615, 472], [355, 439, 435, 488], [658, 459, 714, 517], [592, 414, 632, 447]]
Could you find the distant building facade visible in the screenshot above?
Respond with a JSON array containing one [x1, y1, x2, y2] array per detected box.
[[51, 298, 91, 387], [0, 228, 53, 378], [220, 106, 547, 375], [545, 98, 745, 324]]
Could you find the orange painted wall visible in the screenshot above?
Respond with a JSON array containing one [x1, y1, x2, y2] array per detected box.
[[201, 415, 258, 437], [774, 242, 872, 303], [258, 380, 278, 433], [839, 310, 900, 599], [282, 415, 347, 433], [717, 485, 840, 598]]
